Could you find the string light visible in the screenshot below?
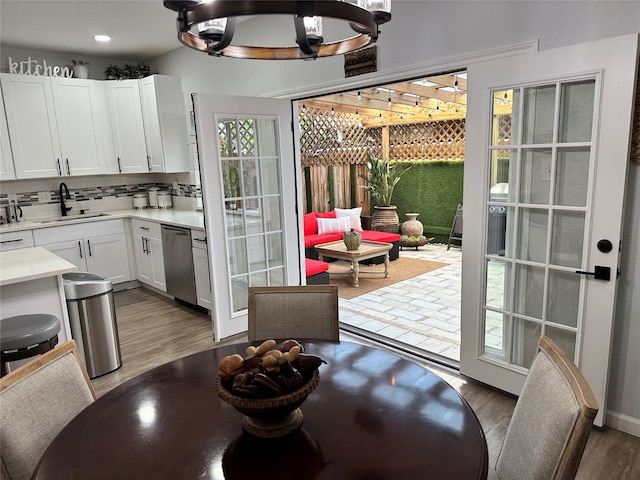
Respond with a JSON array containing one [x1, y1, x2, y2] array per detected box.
[[415, 97, 419, 108], [301, 103, 307, 114], [331, 105, 335, 115], [387, 93, 392, 107], [357, 91, 362, 101]]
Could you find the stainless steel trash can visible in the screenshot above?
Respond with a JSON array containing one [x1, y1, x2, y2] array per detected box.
[[63, 272, 122, 379]]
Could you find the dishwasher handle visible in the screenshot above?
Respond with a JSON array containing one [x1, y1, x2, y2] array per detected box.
[[162, 225, 190, 236]]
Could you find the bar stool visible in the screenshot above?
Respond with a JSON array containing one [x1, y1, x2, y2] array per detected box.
[[0, 314, 61, 376]]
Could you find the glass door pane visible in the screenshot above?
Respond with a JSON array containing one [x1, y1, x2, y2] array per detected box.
[[218, 116, 285, 313], [482, 79, 596, 366]]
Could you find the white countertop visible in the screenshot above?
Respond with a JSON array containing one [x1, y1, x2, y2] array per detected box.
[[0, 247, 78, 286], [0, 208, 205, 234]]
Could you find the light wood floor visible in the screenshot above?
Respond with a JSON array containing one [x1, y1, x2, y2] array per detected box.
[[94, 287, 640, 480]]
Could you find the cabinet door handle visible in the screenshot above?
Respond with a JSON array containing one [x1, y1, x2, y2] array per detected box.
[[139, 226, 150, 231], [66, 159, 71, 176], [194, 237, 207, 243], [141, 236, 147, 254], [56, 159, 62, 176], [87, 239, 92, 256], [117, 157, 122, 173], [0, 238, 24, 244], [147, 155, 152, 172], [144, 237, 150, 254], [78, 241, 83, 258]]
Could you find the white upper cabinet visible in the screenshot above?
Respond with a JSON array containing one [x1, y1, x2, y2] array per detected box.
[[50, 77, 113, 176], [105, 79, 149, 174], [0, 86, 16, 180], [1, 74, 62, 178], [140, 75, 191, 173], [1, 74, 111, 178]]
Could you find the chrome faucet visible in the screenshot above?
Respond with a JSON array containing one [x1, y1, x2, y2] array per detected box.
[[59, 182, 72, 216]]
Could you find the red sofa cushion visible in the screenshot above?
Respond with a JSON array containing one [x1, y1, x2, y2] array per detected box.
[[303, 212, 318, 235], [316, 211, 336, 219], [361, 230, 401, 243], [304, 233, 343, 247], [305, 258, 329, 277]]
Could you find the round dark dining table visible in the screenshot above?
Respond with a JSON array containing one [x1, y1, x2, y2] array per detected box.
[[33, 340, 488, 480]]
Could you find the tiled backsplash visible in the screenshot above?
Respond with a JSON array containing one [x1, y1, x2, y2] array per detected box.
[[0, 182, 201, 207]]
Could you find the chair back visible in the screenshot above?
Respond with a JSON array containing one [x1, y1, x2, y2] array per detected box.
[[247, 285, 339, 342], [0, 340, 95, 480], [495, 336, 598, 480]]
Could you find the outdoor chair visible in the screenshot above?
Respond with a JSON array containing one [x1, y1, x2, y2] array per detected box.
[[495, 336, 598, 480], [247, 285, 339, 342], [0, 340, 96, 480]]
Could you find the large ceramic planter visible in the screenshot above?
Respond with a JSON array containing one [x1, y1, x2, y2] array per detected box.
[[372, 206, 399, 233]]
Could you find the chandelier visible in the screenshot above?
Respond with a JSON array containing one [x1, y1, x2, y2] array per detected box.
[[163, 1, 392, 60]]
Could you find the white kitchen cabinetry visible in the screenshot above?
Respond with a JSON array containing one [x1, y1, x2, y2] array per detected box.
[[140, 75, 191, 173], [33, 219, 131, 284], [0, 87, 16, 180], [105, 80, 149, 174], [191, 229, 212, 309], [0, 74, 111, 178], [0, 230, 34, 252], [131, 219, 166, 291]]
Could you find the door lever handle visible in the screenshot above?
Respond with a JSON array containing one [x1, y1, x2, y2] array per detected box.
[[575, 266, 611, 281]]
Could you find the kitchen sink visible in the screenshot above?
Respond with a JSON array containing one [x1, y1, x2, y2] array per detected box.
[[36, 213, 111, 224]]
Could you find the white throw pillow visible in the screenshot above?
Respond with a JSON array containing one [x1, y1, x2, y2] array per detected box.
[[335, 207, 363, 231], [317, 217, 351, 235]]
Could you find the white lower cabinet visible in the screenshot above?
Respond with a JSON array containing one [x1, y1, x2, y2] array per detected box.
[[132, 219, 166, 291], [191, 230, 212, 309], [0, 230, 34, 251], [33, 219, 131, 284]]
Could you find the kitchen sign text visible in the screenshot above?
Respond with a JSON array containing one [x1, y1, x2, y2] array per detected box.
[[8, 56, 72, 77]]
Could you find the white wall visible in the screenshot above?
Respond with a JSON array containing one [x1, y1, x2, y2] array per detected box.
[[153, 1, 640, 433]]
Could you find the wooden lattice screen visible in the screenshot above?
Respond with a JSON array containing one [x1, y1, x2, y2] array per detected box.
[[299, 107, 382, 166], [388, 120, 466, 160]]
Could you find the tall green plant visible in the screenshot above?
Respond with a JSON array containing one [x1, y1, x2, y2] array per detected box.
[[358, 153, 410, 207]]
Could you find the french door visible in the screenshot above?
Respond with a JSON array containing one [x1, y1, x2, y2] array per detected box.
[[193, 95, 301, 340], [461, 34, 639, 426]]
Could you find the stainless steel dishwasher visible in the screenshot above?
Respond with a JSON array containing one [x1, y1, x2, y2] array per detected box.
[[161, 224, 197, 305]]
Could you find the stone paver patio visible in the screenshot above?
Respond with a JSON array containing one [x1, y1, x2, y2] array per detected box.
[[339, 243, 463, 362]]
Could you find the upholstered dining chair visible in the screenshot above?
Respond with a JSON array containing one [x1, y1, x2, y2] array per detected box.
[[247, 285, 340, 342], [495, 336, 598, 480], [0, 340, 96, 480]]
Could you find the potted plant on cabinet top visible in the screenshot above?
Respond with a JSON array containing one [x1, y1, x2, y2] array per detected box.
[[359, 153, 410, 233]]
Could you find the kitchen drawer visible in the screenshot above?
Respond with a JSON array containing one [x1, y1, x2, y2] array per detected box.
[[0, 230, 35, 251], [33, 219, 125, 245], [191, 229, 207, 249], [132, 219, 162, 239]]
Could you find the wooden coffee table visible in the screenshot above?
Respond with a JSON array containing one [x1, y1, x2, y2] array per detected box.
[[315, 240, 392, 287]]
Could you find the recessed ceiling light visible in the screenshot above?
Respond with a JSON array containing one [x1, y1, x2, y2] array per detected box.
[[94, 35, 111, 43]]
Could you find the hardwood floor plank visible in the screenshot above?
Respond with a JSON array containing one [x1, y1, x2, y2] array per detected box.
[[92, 287, 640, 480]]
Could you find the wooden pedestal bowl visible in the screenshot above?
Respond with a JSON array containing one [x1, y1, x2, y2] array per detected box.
[[216, 370, 320, 438]]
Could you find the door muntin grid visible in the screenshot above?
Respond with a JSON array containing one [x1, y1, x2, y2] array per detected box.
[[218, 116, 285, 314], [482, 79, 596, 368]]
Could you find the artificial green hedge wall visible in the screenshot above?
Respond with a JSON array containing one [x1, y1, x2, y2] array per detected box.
[[391, 159, 464, 243]]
